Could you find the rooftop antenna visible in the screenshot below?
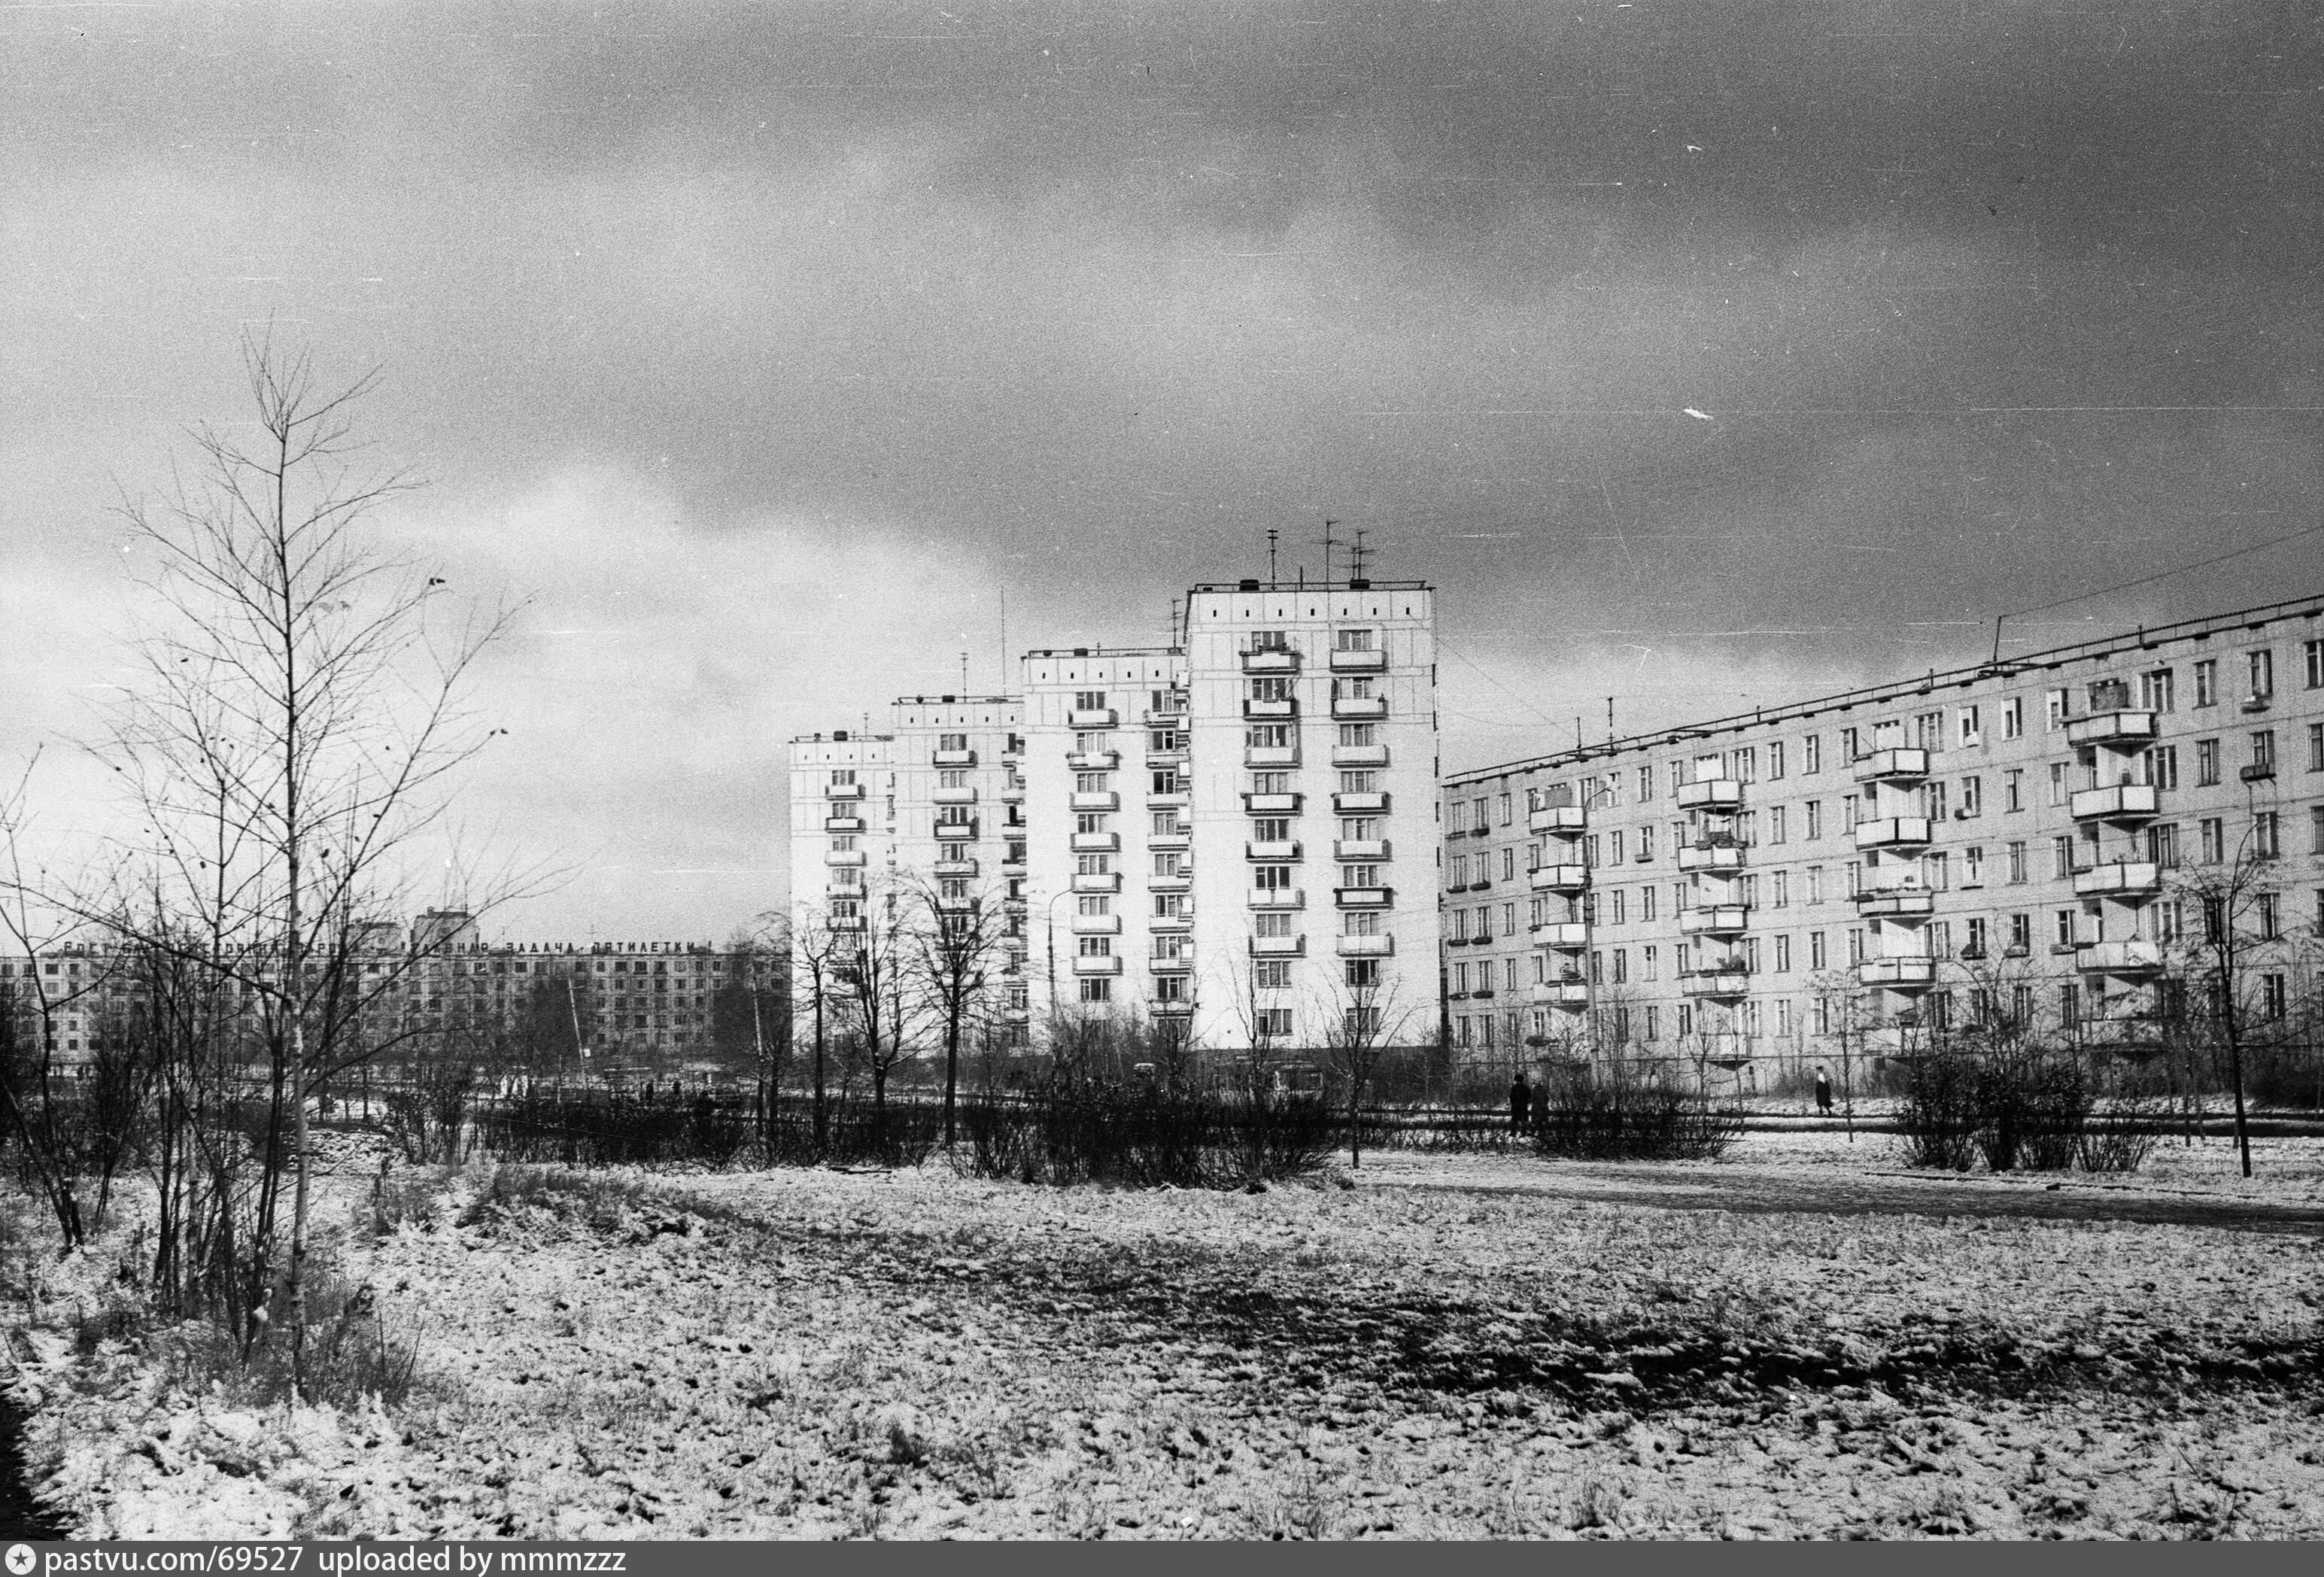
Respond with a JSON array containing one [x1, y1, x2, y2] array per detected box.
[[1317, 518, 1339, 584], [1168, 594, 1181, 648], [999, 584, 1009, 692], [1266, 529, 1279, 585], [1607, 695, 1615, 744], [961, 649, 971, 695], [1349, 528, 1370, 582]]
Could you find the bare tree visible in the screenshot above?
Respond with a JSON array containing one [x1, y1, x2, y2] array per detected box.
[[834, 870, 917, 1113], [2166, 828, 2297, 1177], [903, 874, 1009, 1147], [1314, 959, 1417, 1168], [45, 333, 541, 1390]]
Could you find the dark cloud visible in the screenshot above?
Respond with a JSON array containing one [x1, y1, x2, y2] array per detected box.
[[2, 1, 2318, 934]]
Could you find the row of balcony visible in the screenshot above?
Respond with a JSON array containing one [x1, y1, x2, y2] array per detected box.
[[1244, 745, 1392, 769], [1239, 697, 1392, 721], [1247, 886, 1393, 910], [1249, 934, 1396, 959], [1239, 648, 1390, 674], [1245, 790, 1390, 814], [1516, 936, 2169, 1007]]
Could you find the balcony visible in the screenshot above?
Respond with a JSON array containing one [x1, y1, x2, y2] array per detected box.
[[1242, 697, 1299, 720], [933, 858, 978, 878], [1145, 746, 1189, 768], [1146, 789, 1190, 810], [1149, 999, 1195, 1018], [1245, 745, 1302, 769], [931, 785, 978, 805], [1335, 934, 1394, 958], [1068, 791, 1119, 812], [1071, 955, 1123, 977], [1527, 863, 1589, 894], [1150, 870, 1192, 892], [826, 915, 865, 932], [1249, 934, 1305, 957], [823, 815, 865, 833], [1068, 707, 1118, 729], [1071, 873, 1121, 895], [1244, 792, 1302, 814], [1148, 828, 1190, 851], [1528, 806, 1587, 834], [1066, 749, 1118, 771], [1679, 966, 1751, 999], [1247, 840, 1302, 861], [1855, 889, 1936, 919], [1533, 981, 1591, 1007], [1858, 956, 1937, 989], [2070, 783, 2158, 823], [1676, 843, 1745, 873], [1332, 744, 1390, 767], [2066, 710, 2158, 749], [1142, 703, 1187, 726], [936, 819, 979, 842], [1070, 831, 1119, 853], [1326, 838, 1385, 862], [1001, 781, 1025, 804], [1332, 697, 1389, 721], [1001, 852, 1028, 871], [1328, 647, 1387, 672], [1070, 914, 1120, 935], [2240, 762, 2277, 784], [1248, 887, 1305, 910], [1532, 920, 1590, 950], [2075, 940, 2164, 977], [2075, 861, 2162, 898], [823, 849, 866, 867], [825, 782, 866, 801], [1853, 816, 1933, 851], [1335, 791, 1389, 814], [1150, 911, 1192, 934], [1677, 779, 1744, 812], [1148, 954, 1193, 976], [1853, 748, 1931, 784], [1241, 649, 1301, 673], [1678, 905, 1751, 937], [1335, 886, 1393, 909], [933, 749, 977, 768]]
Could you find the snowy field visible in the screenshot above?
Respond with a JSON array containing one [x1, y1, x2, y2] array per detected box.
[[12, 1132, 2322, 1540]]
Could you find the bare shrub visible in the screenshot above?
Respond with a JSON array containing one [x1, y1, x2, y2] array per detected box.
[[1531, 1066, 1742, 1162]]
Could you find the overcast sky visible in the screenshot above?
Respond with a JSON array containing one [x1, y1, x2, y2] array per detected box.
[[4, 1, 2319, 940]]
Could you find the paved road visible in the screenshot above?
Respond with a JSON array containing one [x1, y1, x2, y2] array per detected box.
[[1360, 1156, 2324, 1235]]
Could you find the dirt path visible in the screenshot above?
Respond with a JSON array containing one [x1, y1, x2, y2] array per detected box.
[[1357, 1156, 2324, 1235]]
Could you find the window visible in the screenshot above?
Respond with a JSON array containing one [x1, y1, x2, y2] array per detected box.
[[1803, 734, 1822, 773], [1639, 825, 1655, 862], [1253, 864, 1293, 891], [1959, 776, 1982, 817], [1924, 779, 1949, 820], [1257, 1007, 1293, 1038], [1344, 910, 1381, 936], [1247, 723, 1293, 750], [1076, 934, 1112, 958], [1964, 917, 1988, 959], [1078, 978, 1112, 1004], [2140, 669, 2175, 713], [1769, 806, 1788, 844], [2249, 649, 2275, 700], [2256, 810, 2280, 860], [2252, 730, 2277, 775], [2000, 697, 2024, 740], [2007, 841, 2028, 883], [1338, 723, 1378, 747], [1642, 945, 1659, 981], [2046, 688, 2071, 731], [2194, 658, 2218, 707], [1809, 931, 1827, 971], [1806, 867, 1823, 904], [1253, 911, 1293, 937], [1075, 811, 1109, 835], [1963, 845, 1985, 886], [2150, 822, 2181, 868], [1773, 934, 1792, 973], [2048, 763, 2067, 806], [1847, 928, 1864, 965], [1840, 726, 1861, 761], [1915, 711, 1944, 751], [1075, 771, 1110, 794], [2051, 835, 2079, 880], [1249, 674, 1293, 703], [1771, 870, 1789, 908], [1076, 895, 1110, 916], [1335, 627, 1375, 652], [2259, 892, 2282, 940], [1345, 959, 1381, 989], [1338, 769, 1378, 794], [2200, 817, 2225, 864], [2263, 974, 2288, 1020], [1250, 816, 1291, 843], [1074, 690, 1107, 711], [2054, 909, 2076, 950], [1342, 863, 1381, 888], [2145, 746, 2179, 790], [939, 732, 968, 752], [1255, 960, 1293, 990], [1804, 800, 1822, 840]]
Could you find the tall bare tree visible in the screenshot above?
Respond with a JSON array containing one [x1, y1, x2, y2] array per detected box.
[[2166, 824, 2297, 1177], [834, 870, 917, 1113], [1314, 959, 1417, 1168], [904, 874, 1008, 1146], [65, 333, 535, 1388]]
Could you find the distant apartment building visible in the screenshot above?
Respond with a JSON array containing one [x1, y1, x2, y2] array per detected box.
[[790, 575, 1441, 1058], [1441, 594, 2324, 1070], [785, 728, 898, 958]]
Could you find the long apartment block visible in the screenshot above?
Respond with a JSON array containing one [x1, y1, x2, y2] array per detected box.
[[1441, 594, 2324, 1065]]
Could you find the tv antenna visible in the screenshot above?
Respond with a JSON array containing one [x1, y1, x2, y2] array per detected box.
[[1316, 518, 1339, 584], [1348, 528, 1371, 582], [1266, 529, 1279, 584]]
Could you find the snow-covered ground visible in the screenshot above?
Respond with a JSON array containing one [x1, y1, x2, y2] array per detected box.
[[11, 1141, 2322, 1539]]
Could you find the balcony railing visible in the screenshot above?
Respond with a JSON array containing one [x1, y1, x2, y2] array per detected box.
[[1853, 816, 1934, 851], [1335, 886, 1393, 908], [1678, 967, 1751, 999], [2070, 783, 2158, 822], [931, 785, 978, 805], [1333, 791, 1388, 814], [1247, 840, 1302, 861], [1071, 955, 1123, 977], [2074, 861, 2162, 898], [1852, 748, 1930, 784], [1068, 707, 1118, 729], [1241, 649, 1300, 673], [933, 858, 977, 878], [2240, 762, 2277, 784], [2065, 710, 2158, 749], [1068, 791, 1118, 812], [1069, 915, 1120, 935], [1678, 905, 1751, 937], [1249, 934, 1305, 957], [1150, 870, 1192, 892], [2075, 940, 2164, 976], [1335, 934, 1394, 957], [1247, 887, 1304, 910], [1242, 698, 1298, 720], [825, 782, 866, 801], [1855, 889, 1935, 919], [823, 815, 864, 833], [1146, 789, 1190, 810], [1148, 955, 1193, 975], [1530, 863, 1590, 892], [1245, 745, 1301, 768], [1332, 744, 1390, 767], [823, 849, 866, 867], [1333, 839, 1390, 861], [1070, 831, 1119, 853], [1676, 844, 1745, 873], [1066, 749, 1118, 770], [1531, 920, 1590, 950], [1148, 829, 1190, 850], [1676, 779, 1744, 811], [1532, 981, 1590, 1007], [1327, 647, 1387, 672], [1071, 872, 1121, 894], [1858, 956, 1937, 989], [1149, 912, 1193, 933], [932, 749, 977, 767], [1331, 697, 1389, 721], [1527, 806, 1587, 835]]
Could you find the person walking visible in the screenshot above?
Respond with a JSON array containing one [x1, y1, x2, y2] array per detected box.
[[1509, 1074, 1532, 1130], [1813, 1065, 1834, 1116]]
